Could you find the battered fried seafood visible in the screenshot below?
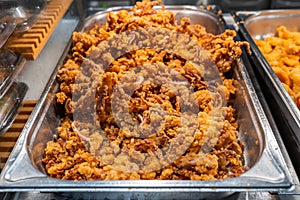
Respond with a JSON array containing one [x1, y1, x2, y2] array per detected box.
[[43, 0, 249, 180], [255, 26, 300, 108]]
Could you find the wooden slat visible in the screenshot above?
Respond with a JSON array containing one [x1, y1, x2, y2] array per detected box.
[[19, 106, 35, 114], [0, 163, 5, 170], [0, 143, 16, 153], [8, 43, 36, 53], [46, 9, 61, 15], [0, 131, 20, 142], [22, 100, 38, 106], [36, 20, 52, 29], [0, 132, 21, 140], [5, 0, 73, 60], [0, 152, 10, 164], [22, 33, 43, 43], [0, 152, 11, 159], [0, 101, 37, 170], [8, 123, 25, 132], [43, 12, 58, 21], [40, 15, 56, 25], [0, 142, 16, 149], [27, 27, 47, 37], [13, 115, 31, 123], [9, 38, 40, 48]]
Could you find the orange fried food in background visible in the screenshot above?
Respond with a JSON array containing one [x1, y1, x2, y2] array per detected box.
[[255, 26, 300, 108]]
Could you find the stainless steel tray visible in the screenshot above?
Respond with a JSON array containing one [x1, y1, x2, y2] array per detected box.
[[0, 81, 28, 134], [0, 8, 17, 48], [13, 0, 47, 33], [0, 6, 294, 196], [0, 49, 26, 98], [0, 0, 47, 34], [234, 9, 300, 174]]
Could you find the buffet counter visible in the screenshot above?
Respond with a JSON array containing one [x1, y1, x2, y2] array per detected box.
[[0, 0, 299, 199]]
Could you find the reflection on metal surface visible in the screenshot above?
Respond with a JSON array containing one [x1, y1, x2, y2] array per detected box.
[[0, 49, 26, 98], [0, 82, 28, 135], [235, 9, 300, 177]]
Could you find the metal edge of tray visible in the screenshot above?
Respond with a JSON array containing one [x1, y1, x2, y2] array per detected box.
[[0, 6, 294, 193], [0, 54, 26, 99], [248, 55, 300, 195], [13, 0, 48, 33], [237, 34, 300, 196], [0, 81, 28, 134], [81, 5, 225, 35], [228, 15, 300, 193], [0, 9, 17, 49], [233, 9, 300, 170]]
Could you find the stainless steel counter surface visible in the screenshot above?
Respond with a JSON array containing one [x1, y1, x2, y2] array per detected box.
[[17, 18, 79, 100]]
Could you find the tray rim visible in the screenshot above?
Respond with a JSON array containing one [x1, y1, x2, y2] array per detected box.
[[0, 51, 26, 99], [0, 81, 28, 134], [234, 9, 300, 149]]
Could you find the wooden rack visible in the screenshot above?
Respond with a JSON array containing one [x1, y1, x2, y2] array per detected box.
[[5, 0, 73, 60], [0, 100, 37, 170]]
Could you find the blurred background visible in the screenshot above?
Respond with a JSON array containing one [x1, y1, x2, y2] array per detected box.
[[86, 0, 300, 12]]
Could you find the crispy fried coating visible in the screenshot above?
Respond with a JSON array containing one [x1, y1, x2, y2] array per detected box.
[[256, 26, 300, 108], [43, 0, 248, 181]]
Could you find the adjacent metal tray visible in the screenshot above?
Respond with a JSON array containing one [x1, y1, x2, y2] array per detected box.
[[0, 49, 26, 98], [13, 0, 47, 33], [0, 0, 47, 35], [0, 6, 294, 196], [234, 9, 300, 174], [0, 8, 17, 48], [0, 81, 28, 134]]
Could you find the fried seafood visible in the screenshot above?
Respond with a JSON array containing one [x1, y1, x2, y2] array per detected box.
[[43, 0, 249, 180], [255, 26, 300, 108]]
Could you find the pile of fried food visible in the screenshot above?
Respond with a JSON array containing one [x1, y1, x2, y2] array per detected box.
[[255, 26, 300, 108], [43, 0, 249, 180]]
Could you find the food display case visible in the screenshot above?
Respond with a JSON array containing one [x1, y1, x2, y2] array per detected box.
[[0, 0, 299, 199]]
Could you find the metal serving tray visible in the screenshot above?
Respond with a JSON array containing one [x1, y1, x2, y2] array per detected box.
[[235, 10, 300, 174], [0, 81, 28, 134], [0, 6, 295, 196], [0, 8, 17, 48], [0, 0, 47, 34], [0, 49, 26, 98]]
